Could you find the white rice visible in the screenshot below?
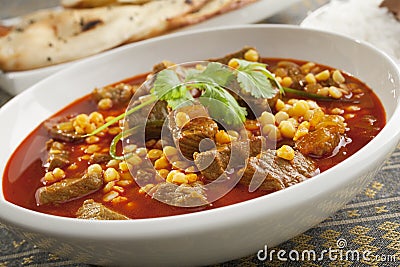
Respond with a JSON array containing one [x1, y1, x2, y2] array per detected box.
[[301, 0, 400, 63]]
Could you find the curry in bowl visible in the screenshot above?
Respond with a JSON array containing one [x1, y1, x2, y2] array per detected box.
[[2, 47, 385, 220]]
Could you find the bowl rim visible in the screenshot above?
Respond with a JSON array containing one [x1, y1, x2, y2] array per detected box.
[[1, 24, 400, 239]]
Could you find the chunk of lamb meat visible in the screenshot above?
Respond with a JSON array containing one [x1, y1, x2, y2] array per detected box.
[[208, 46, 259, 65], [76, 199, 128, 220], [168, 104, 218, 159], [44, 119, 84, 143], [35, 171, 103, 205], [148, 182, 207, 207], [92, 83, 136, 105], [127, 99, 169, 140], [193, 136, 266, 181], [238, 149, 318, 192], [295, 126, 341, 157], [44, 140, 70, 171]]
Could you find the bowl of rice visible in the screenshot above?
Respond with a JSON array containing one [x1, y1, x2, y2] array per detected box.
[[301, 0, 400, 64]]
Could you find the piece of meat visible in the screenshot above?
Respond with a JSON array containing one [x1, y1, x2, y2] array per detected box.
[[194, 136, 266, 181], [127, 99, 169, 141], [238, 149, 318, 192], [380, 0, 400, 20], [92, 83, 135, 105], [35, 172, 103, 205], [295, 126, 341, 157], [76, 199, 129, 220], [168, 104, 218, 159], [208, 46, 258, 65], [89, 153, 112, 164], [44, 140, 70, 171], [148, 182, 207, 207], [44, 120, 84, 143]]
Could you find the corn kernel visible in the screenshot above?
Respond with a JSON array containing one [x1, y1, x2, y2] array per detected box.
[[52, 168, 66, 180], [103, 190, 119, 202], [68, 163, 78, 170], [106, 159, 120, 168], [344, 114, 356, 120], [275, 99, 285, 111], [103, 181, 116, 193], [135, 147, 148, 157], [328, 86, 343, 99], [84, 144, 100, 154], [315, 70, 330, 81], [147, 149, 163, 160], [185, 166, 198, 173], [172, 172, 188, 185], [262, 124, 276, 136], [166, 170, 181, 183], [158, 169, 170, 179], [175, 112, 190, 128], [75, 114, 90, 128], [88, 164, 103, 175], [277, 145, 295, 161], [331, 108, 344, 115], [293, 121, 310, 141], [228, 58, 239, 69], [300, 62, 316, 73], [89, 112, 104, 126], [44, 172, 56, 182], [268, 125, 281, 141], [281, 77, 293, 87], [186, 173, 198, 183], [139, 184, 154, 194], [111, 196, 128, 204], [317, 87, 329, 96], [215, 130, 231, 144], [57, 121, 74, 132], [124, 144, 138, 153], [305, 73, 317, 85], [104, 168, 120, 182], [275, 111, 289, 125], [309, 109, 325, 127], [119, 161, 129, 172], [108, 127, 122, 135], [154, 156, 170, 170], [227, 130, 239, 141], [279, 120, 296, 139], [303, 110, 314, 121], [244, 49, 259, 62], [116, 180, 132, 186], [112, 185, 124, 193], [332, 70, 345, 84], [98, 98, 113, 110], [105, 116, 117, 124], [307, 100, 319, 110], [127, 154, 142, 166], [85, 136, 100, 144], [172, 160, 189, 170], [292, 100, 310, 117], [346, 105, 361, 112], [259, 111, 275, 125]]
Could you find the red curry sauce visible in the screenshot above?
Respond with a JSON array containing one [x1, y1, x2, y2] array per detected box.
[[2, 58, 386, 219]]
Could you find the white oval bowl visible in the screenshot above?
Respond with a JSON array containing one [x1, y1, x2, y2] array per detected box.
[[0, 25, 399, 267]]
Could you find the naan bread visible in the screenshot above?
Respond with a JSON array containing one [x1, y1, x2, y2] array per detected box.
[[61, 0, 152, 8], [0, 0, 206, 71], [168, 0, 259, 28]]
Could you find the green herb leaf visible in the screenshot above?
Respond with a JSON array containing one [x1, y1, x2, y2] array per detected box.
[[186, 62, 235, 86], [198, 83, 247, 127], [234, 59, 283, 97], [151, 69, 193, 109]]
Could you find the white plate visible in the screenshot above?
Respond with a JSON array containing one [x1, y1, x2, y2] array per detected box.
[[0, 0, 301, 95], [300, 0, 400, 65]]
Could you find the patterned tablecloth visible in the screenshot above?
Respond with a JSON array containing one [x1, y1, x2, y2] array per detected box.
[[1, 0, 399, 266]]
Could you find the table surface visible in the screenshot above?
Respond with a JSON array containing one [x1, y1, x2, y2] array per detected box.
[[1, 0, 399, 266]]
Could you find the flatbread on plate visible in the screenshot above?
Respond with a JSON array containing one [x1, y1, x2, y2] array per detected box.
[[0, 0, 206, 71]]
